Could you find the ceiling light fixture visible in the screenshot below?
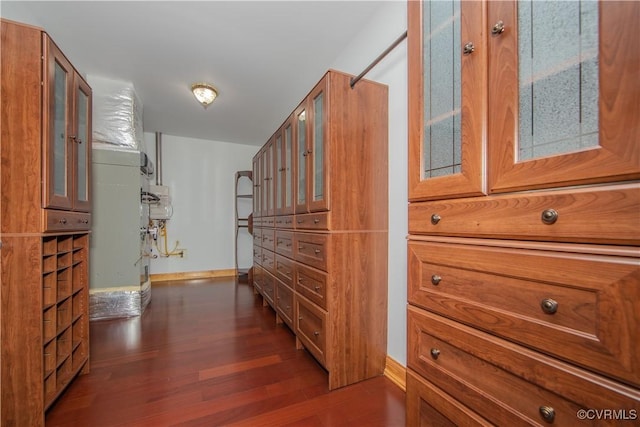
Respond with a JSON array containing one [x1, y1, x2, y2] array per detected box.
[[191, 83, 218, 109]]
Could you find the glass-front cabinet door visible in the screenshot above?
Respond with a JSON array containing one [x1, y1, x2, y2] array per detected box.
[[295, 102, 308, 213], [274, 131, 283, 215], [282, 116, 294, 215], [308, 81, 329, 212], [44, 37, 74, 210], [488, 1, 639, 192], [73, 77, 91, 212], [252, 156, 260, 216], [262, 139, 273, 216], [408, 0, 486, 201]]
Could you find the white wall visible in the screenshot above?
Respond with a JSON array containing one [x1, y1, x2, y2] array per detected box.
[[329, 1, 408, 366], [144, 132, 259, 275]]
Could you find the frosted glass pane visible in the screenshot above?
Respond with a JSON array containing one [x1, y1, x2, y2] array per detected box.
[[275, 135, 282, 209], [313, 93, 324, 201], [77, 89, 88, 202], [422, 0, 461, 178], [518, 0, 599, 161], [53, 61, 67, 196], [285, 125, 292, 208], [297, 111, 306, 204]]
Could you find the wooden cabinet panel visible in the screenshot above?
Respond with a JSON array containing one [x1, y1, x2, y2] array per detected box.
[[43, 210, 91, 232], [261, 249, 276, 277], [274, 215, 294, 229], [274, 254, 294, 284], [408, 307, 640, 426], [408, 239, 640, 387]]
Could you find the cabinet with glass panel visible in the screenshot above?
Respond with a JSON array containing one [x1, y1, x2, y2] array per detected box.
[[1, 19, 91, 427], [44, 36, 92, 216], [406, 1, 640, 425]]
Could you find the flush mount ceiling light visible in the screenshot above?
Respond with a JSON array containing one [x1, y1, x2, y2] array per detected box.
[[191, 83, 218, 109]]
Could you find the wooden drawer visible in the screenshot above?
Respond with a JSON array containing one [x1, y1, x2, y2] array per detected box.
[[406, 370, 491, 427], [263, 216, 275, 228], [293, 232, 328, 271], [296, 262, 328, 311], [253, 227, 262, 243], [295, 295, 327, 367], [408, 306, 640, 426], [274, 254, 294, 284], [43, 210, 91, 232], [408, 240, 640, 387], [253, 264, 263, 292], [274, 215, 294, 229], [408, 183, 640, 245], [295, 212, 329, 230], [275, 230, 294, 258], [253, 243, 261, 266], [275, 279, 294, 330], [261, 249, 276, 276], [262, 271, 276, 308], [261, 228, 275, 252]]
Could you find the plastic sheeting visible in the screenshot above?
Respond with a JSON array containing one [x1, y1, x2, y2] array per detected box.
[[89, 281, 151, 321], [89, 75, 143, 150]]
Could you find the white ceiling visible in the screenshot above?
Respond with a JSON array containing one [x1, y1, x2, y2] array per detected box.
[[1, 1, 389, 146]]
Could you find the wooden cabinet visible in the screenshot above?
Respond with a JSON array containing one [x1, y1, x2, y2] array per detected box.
[[406, 1, 640, 424], [43, 34, 92, 213], [1, 19, 91, 426], [253, 70, 388, 390]]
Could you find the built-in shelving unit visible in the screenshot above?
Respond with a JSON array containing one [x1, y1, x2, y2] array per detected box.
[[235, 170, 253, 279]]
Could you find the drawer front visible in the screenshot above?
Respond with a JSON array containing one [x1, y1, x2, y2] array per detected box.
[[409, 183, 640, 245], [275, 230, 294, 258], [261, 249, 276, 276], [274, 254, 294, 284], [263, 216, 275, 228], [261, 228, 275, 252], [408, 307, 640, 426], [262, 271, 276, 308], [296, 262, 328, 311], [295, 295, 327, 367], [253, 265, 264, 292], [253, 226, 262, 242], [274, 215, 295, 229], [408, 240, 640, 387], [295, 212, 329, 230], [44, 210, 91, 232], [253, 243, 262, 266], [406, 370, 492, 427], [275, 280, 294, 329], [293, 232, 328, 271]]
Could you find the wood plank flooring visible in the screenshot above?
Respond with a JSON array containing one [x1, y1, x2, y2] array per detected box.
[[45, 278, 406, 426]]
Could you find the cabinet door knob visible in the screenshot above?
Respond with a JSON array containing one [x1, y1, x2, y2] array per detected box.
[[541, 209, 558, 225], [430, 348, 441, 360], [431, 275, 442, 285], [463, 42, 475, 55], [540, 298, 558, 315], [492, 20, 505, 35], [539, 406, 555, 423], [59, 218, 67, 224], [430, 214, 441, 225]]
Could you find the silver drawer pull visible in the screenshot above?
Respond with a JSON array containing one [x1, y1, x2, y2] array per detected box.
[[314, 286, 321, 291], [431, 275, 441, 285], [314, 249, 321, 254], [430, 214, 441, 225], [540, 298, 558, 315], [539, 406, 555, 423], [313, 218, 320, 224], [298, 245, 305, 250], [297, 219, 304, 224], [541, 209, 558, 225], [313, 331, 320, 337], [59, 218, 67, 224], [430, 348, 440, 360]]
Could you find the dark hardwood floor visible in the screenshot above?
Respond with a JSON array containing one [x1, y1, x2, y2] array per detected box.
[[45, 278, 406, 426]]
